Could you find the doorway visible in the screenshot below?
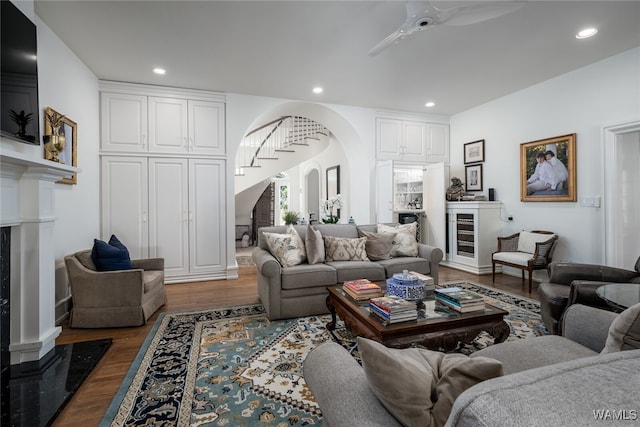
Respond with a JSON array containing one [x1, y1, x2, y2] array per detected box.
[[603, 122, 640, 268], [306, 169, 320, 223]]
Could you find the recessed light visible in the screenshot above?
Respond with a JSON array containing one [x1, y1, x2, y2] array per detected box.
[[153, 68, 166, 75], [425, 102, 435, 108], [576, 28, 598, 39], [312, 87, 323, 94]]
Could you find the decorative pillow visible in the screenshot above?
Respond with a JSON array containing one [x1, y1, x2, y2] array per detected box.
[[91, 235, 133, 271], [305, 224, 325, 264], [377, 223, 418, 257], [357, 337, 503, 427], [601, 302, 640, 353], [323, 236, 368, 262], [517, 231, 554, 254], [263, 228, 306, 268], [286, 224, 306, 260], [358, 230, 395, 261]]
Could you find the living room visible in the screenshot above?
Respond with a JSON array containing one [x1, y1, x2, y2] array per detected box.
[[1, 1, 639, 425]]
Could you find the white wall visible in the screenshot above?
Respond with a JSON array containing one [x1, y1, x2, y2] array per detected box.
[[37, 18, 100, 317], [450, 47, 640, 265], [0, 2, 100, 320]]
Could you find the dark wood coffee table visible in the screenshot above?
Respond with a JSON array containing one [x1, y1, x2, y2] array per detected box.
[[326, 285, 510, 350]]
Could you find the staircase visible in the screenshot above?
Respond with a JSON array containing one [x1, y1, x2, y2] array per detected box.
[[235, 116, 331, 194]]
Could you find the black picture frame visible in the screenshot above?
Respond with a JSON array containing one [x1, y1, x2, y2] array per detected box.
[[464, 139, 485, 164], [465, 164, 483, 191]]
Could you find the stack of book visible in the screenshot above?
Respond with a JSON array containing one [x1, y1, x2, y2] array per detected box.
[[342, 279, 384, 301], [434, 287, 485, 313], [369, 296, 418, 325]]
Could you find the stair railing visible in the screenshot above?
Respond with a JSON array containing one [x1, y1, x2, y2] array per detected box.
[[235, 116, 330, 176]]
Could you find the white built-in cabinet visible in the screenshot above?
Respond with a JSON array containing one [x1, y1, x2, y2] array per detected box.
[[376, 117, 449, 164], [101, 156, 226, 282], [99, 81, 228, 283], [444, 202, 502, 275], [101, 91, 225, 155]]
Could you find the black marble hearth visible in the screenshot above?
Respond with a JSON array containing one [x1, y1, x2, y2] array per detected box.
[[1, 339, 112, 427]]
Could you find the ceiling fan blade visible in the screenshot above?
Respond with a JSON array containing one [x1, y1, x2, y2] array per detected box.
[[368, 25, 414, 57], [368, 1, 429, 57], [440, 2, 524, 27]]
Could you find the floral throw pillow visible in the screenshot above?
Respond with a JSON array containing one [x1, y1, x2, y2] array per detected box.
[[324, 236, 368, 262], [377, 223, 419, 257], [263, 226, 306, 267]]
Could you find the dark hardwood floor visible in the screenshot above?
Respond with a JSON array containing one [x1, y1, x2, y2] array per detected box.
[[52, 263, 539, 427]]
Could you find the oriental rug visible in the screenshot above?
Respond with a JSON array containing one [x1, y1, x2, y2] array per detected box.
[[101, 281, 546, 426]]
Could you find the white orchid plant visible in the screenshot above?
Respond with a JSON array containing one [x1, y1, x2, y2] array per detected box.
[[322, 194, 343, 223]]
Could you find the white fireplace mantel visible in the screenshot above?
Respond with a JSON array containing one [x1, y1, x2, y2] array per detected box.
[[1, 149, 78, 364]]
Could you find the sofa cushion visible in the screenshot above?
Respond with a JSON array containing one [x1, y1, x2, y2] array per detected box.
[[91, 235, 133, 271], [329, 261, 386, 283], [472, 335, 598, 375], [143, 270, 165, 294], [602, 302, 640, 353], [358, 230, 395, 261], [358, 337, 503, 427], [263, 228, 306, 267], [280, 263, 337, 290], [447, 349, 640, 427], [305, 224, 325, 265], [378, 223, 418, 257], [517, 231, 554, 254], [324, 235, 368, 262], [377, 257, 431, 277], [492, 251, 533, 267]]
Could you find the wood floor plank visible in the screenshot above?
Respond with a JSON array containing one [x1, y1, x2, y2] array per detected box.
[[51, 264, 539, 427]]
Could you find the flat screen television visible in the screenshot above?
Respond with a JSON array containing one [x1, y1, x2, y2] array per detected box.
[[1, 1, 40, 145]]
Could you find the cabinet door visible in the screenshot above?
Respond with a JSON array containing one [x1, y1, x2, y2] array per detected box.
[[376, 118, 402, 160], [426, 123, 449, 163], [101, 156, 149, 258], [100, 93, 147, 152], [188, 100, 225, 155], [148, 97, 188, 153], [189, 159, 226, 274], [402, 121, 427, 161], [148, 158, 189, 277], [376, 160, 394, 223]]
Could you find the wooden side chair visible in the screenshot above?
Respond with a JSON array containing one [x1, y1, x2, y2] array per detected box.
[[492, 230, 558, 292]]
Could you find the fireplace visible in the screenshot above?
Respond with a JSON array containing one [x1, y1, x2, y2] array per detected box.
[[0, 150, 77, 365], [1, 227, 10, 376]]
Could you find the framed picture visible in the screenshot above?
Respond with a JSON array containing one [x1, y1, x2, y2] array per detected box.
[[464, 139, 485, 164], [465, 164, 483, 191], [44, 107, 77, 185], [520, 133, 576, 202]]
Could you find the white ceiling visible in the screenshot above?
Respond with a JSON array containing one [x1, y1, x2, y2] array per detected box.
[[35, 1, 640, 116]]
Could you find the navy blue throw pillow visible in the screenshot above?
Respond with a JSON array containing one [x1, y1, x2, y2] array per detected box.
[[91, 235, 133, 271]]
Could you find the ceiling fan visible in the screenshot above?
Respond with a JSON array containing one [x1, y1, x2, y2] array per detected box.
[[368, 1, 524, 56]]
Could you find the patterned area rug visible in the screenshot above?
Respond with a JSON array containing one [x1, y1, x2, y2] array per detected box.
[[101, 281, 547, 426]]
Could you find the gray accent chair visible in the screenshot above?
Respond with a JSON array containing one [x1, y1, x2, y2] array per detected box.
[[64, 250, 167, 328], [539, 257, 640, 334], [303, 304, 640, 427]]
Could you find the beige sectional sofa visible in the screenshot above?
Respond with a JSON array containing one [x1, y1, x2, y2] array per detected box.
[[252, 223, 444, 320]]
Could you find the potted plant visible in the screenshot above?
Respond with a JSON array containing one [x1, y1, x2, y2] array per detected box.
[[283, 210, 301, 225], [322, 194, 343, 224]]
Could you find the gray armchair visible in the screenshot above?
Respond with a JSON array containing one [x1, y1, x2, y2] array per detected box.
[[64, 250, 167, 328], [539, 257, 640, 334]]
